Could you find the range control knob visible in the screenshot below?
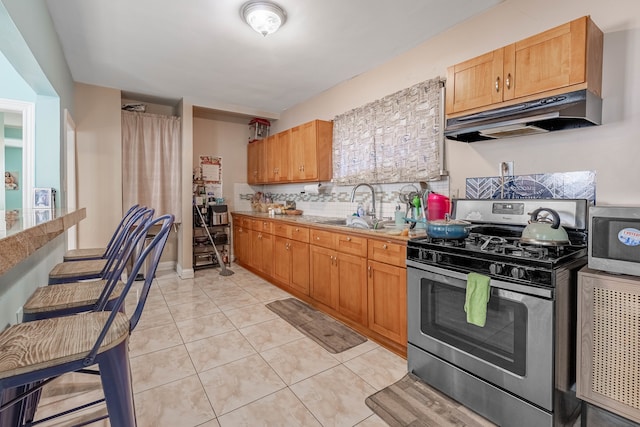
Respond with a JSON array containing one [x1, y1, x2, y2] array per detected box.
[[510, 267, 525, 279], [432, 252, 442, 263], [489, 264, 503, 275]]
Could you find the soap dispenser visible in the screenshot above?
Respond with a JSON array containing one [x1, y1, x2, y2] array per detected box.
[[395, 204, 404, 226]]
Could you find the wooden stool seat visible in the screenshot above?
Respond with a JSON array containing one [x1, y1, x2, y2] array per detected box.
[[48, 259, 108, 283], [0, 311, 129, 379], [23, 281, 124, 318], [63, 248, 106, 262]]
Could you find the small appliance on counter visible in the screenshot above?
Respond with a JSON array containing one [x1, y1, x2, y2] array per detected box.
[[588, 205, 640, 276], [207, 204, 228, 226]]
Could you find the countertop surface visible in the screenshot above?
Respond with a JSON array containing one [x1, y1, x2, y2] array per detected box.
[[1, 208, 87, 275], [231, 211, 427, 243]]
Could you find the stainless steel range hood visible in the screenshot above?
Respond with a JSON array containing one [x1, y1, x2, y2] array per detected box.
[[444, 90, 602, 142]]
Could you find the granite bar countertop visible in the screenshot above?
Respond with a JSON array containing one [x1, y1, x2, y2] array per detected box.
[[0, 208, 87, 275]]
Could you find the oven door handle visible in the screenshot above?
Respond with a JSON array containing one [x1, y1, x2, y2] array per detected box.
[[407, 261, 553, 299]]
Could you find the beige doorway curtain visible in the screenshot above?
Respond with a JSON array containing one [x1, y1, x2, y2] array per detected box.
[[122, 111, 182, 222]]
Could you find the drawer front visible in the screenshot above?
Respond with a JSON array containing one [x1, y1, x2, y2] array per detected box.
[[290, 225, 309, 243], [239, 216, 253, 229], [368, 239, 406, 267], [252, 219, 273, 234], [336, 233, 367, 257], [273, 222, 291, 238], [310, 229, 336, 249]]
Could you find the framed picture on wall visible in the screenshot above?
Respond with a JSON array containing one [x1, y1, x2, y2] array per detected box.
[[34, 187, 55, 209]]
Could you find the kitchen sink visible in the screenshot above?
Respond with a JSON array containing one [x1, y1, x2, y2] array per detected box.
[[316, 217, 395, 230], [316, 218, 348, 226]]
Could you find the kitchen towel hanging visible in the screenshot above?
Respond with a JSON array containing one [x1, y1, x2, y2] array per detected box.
[[303, 183, 322, 194], [464, 272, 491, 327]]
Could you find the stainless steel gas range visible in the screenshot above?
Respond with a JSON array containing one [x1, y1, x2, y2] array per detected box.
[[406, 199, 589, 427]]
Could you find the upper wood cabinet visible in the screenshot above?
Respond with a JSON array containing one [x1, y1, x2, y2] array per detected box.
[[446, 16, 603, 116], [290, 119, 333, 182], [266, 130, 290, 182], [247, 119, 332, 185], [247, 138, 266, 184]]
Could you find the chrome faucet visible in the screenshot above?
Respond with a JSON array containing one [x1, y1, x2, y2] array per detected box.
[[350, 183, 377, 219]]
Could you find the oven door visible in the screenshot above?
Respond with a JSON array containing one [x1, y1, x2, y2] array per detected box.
[[407, 261, 554, 410]]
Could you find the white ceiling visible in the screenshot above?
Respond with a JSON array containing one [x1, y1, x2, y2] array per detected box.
[[44, 0, 502, 117]]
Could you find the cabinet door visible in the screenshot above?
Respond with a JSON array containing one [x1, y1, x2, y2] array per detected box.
[[233, 224, 250, 264], [257, 232, 274, 276], [512, 18, 587, 99], [445, 48, 505, 114], [248, 229, 259, 269], [367, 260, 407, 345], [290, 122, 313, 181], [256, 139, 267, 183], [310, 245, 337, 308], [275, 130, 291, 182], [264, 135, 278, 182], [289, 240, 310, 295], [273, 236, 291, 285], [336, 252, 367, 325], [247, 142, 259, 184]]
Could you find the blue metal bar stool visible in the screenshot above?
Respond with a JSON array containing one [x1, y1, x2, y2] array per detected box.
[[63, 204, 142, 261], [22, 209, 156, 322], [0, 214, 174, 427], [47, 208, 154, 284], [13, 210, 156, 425]]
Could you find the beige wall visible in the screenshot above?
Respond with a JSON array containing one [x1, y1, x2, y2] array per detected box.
[[74, 83, 123, 249], [193, 117, 248, 210], [277, 0, 640, 205]]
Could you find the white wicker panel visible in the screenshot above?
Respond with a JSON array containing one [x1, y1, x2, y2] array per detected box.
[[592, 287, 640, 410]]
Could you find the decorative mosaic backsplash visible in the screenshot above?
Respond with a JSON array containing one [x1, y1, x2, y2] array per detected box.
[[466, 171, 596, 203]]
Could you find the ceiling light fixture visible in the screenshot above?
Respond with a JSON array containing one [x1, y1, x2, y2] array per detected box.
[[241, 1, 287, 37]]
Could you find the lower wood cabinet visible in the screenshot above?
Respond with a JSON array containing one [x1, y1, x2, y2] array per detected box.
[[231, 214, 408, 356], [577, 267, 640, 424], [232, 223, 250, 264], [309, 233, 368, 325], [250, 229, 273, 276], [336, 252, 367, 325], [274, 236, 310, 295], [367, 260, 407, 345], [310, 245, 338, 308]]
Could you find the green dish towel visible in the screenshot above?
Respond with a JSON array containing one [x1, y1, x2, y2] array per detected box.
[[464, 272, 491, 327]]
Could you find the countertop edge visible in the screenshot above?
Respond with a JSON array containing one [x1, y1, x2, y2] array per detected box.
[[0, 208, 87, 276]]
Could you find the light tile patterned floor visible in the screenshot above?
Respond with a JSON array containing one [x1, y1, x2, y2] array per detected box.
[[33, 264, 495, 427]]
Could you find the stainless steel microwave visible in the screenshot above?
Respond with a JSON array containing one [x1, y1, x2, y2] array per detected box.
[[588, 206, 640, 276]]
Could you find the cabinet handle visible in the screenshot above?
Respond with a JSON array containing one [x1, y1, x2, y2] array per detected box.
[[316, 236, 320, 240], [382, 244, 388, 249], [495, 76, 500, 92], [368, 265, 372, 278], [346, 237, 351, 242], [295, 228, 299, 232], [506, 73, 511, 89]]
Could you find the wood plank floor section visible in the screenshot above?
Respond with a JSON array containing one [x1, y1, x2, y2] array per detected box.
[[365, 373, 497, 427], [266, 298, 367, 353]]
